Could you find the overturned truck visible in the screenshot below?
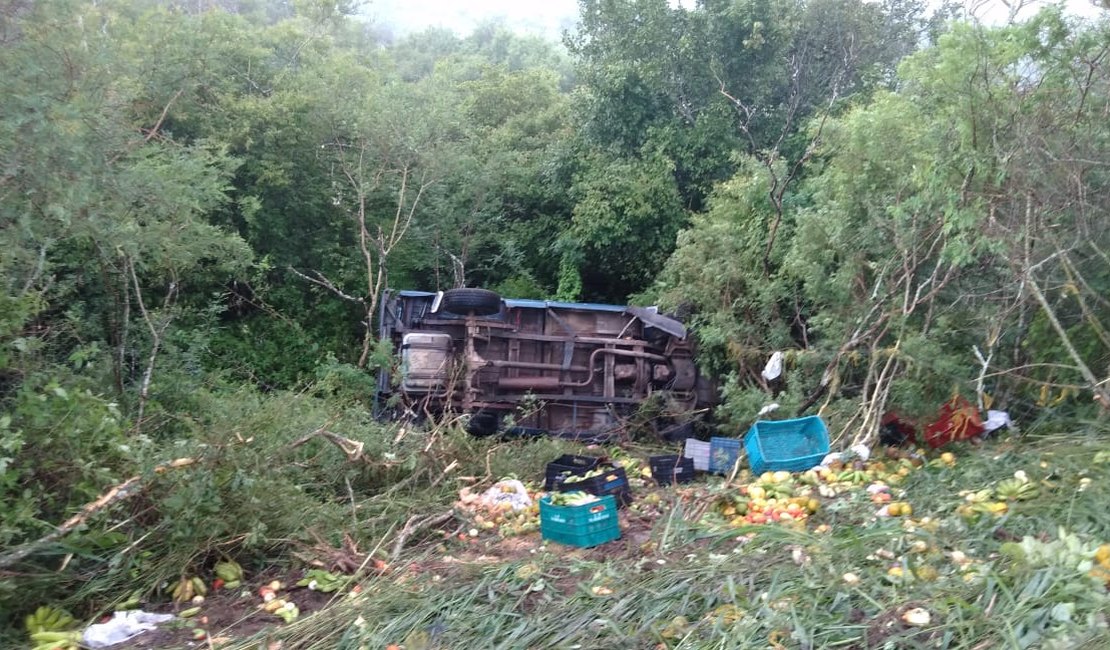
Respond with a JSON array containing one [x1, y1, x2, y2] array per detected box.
[[377, 288, 714, 439]]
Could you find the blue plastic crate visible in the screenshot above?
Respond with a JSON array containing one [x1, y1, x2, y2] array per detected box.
[[708, 437, 742, 474], [539, 494, 620, 548], [745, 416, 830, 475]]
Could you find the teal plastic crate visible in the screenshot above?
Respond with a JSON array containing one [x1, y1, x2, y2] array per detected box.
[[709, 437, 742, 474], [745, 416, 829, 475], [539, 494, 620, 548]]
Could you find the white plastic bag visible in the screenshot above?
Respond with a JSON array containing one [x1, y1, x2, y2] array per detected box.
[[983, 410, 1011, 433], [761, 351, 784, 381], [83, 610, 175, 649], [757, 402, 780, 416], [850, 444, 871, 462], [479, 479, 532, 512]]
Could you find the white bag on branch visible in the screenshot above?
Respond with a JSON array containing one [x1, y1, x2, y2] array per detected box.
[[761, 351, 784, 381]]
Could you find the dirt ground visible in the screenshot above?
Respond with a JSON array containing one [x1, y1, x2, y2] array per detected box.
[[114, 569, 335, 649], [111, 481, 685, 648]]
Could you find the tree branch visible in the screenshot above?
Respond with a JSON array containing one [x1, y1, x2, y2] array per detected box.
[[288, 267, 364, 303], [1024, 270, 1110, 410], [0, 458, 196, 569]]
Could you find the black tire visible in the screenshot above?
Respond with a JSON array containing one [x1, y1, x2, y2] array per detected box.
[[465, 411, 500, 437], [442, 288, 501, 316]]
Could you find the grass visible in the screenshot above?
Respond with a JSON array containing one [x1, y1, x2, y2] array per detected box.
[[5, 402, 1109, 650], [204, 429, 1110, 650]]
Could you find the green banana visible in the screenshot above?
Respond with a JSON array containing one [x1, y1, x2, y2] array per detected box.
[[179, 606, 201, 619], [31, 643, 76, 650], [117, 588, 144, 610], [25, 606, 76, 634], [297, 569, 348, 592], [996, 478, 1039, 501], [190, 576, 208, 596], [171, 577, 194, 603], [223, 579, 241, 589], [30, 631, 81, 643]]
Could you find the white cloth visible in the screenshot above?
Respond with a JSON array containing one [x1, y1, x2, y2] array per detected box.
[[83, 610, 175, 648]]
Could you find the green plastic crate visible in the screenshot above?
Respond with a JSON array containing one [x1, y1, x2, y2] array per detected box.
[[539, 494, 620, 548]]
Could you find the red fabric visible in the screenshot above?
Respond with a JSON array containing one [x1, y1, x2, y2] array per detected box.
[[920, 397, 984, 448]]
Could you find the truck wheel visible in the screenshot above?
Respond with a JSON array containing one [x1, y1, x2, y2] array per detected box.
[[442, 288, 501, 316], [465, 411, 500, 437]]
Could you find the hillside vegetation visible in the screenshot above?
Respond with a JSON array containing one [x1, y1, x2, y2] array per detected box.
[[1, 0, 1109, 647]]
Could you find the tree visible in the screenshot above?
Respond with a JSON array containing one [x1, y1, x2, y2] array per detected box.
[[652, 8, 1110, 440]]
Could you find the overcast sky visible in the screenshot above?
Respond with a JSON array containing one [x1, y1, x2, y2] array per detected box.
[[362, 0, 1104, 40], [364, 0, 579, 39]]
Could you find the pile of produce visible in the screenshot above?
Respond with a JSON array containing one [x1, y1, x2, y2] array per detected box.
[[455, 479, 542, 538], [702, 448, 932, 529], [548, 491, 599, 506]]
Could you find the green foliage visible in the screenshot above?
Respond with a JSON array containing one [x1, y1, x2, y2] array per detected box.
[[565, 151, 687, 300], [4, 0, 1110, 641], [654, 9, 1110, 435]]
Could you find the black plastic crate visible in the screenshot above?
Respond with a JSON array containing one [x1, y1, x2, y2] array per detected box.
[[544, 454, 603, 491], [554, 465, 633, 507], [649, 455, 695, 485]]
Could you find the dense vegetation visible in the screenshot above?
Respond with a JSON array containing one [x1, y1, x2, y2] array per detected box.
[[2, 0, 1109, 645]]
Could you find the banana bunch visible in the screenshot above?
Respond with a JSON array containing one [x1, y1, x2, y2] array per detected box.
[[957, 501, 1008, 523], [549, 491, 598, 506], [995, 478, 1038, 501], [171, 576, 208, 603], [215, 560, 244, 589], [25, 606, 78, 635], [27, 630, 82, 650], [296, 569, 349, 593], [960, 488, 995, 504], [837, 470, 869, 484]]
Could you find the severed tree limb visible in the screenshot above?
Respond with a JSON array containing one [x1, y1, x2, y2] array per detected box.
[[391, 511, 455, 561], [143, 88, 184, 143], [0, 458, 196, 569], [288, 422, 368, 463], [1024, 271, 1110, 411]]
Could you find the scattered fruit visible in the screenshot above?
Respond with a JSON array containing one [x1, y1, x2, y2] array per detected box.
[[902, 607, 931, 626], [214, 560, 245, 583], [297, 569, 350, 593]]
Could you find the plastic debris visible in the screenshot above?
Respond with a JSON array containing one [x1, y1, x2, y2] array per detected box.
[[983, 410, 1011, 433], [83, 610, 175, 649], [757, 402, 780, 416], [761, 351, 784, 381], [850, 444, 871, 461], [479, 479, 532, 512]]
